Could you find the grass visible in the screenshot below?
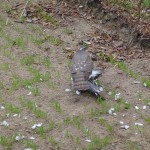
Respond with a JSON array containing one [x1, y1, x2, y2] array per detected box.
[[4, 103, 21, 114], [9, 67, 52, 91], [99, 118, 114, 133], [0, 1, 149, 149], [48, 120, 56, 131], [106, 124, 113, 133], [35, 6, 59, 28], [11, 36, 27, 50], [99, 117, 106, 126], [142, 77, 150, 88], [128, 141, 140, 150], [122, 1, 133, 10], [0, 63, 10, 71], [99, 50, 150, 88], [38, 126, 46, 139], [64, 27, 73, 34], [87, 135, 111, 150], [20, 98, 47, 118], [145, 117, 150, 124], [11, 73, 22, 90], [72, 115, 83, 129], [25, 140, 37, 150], [143, 98, 150, 105], [42, 57, 52, 68], [90, 100, 109, 117], [2, 48, 16, 60], [27, 67, 47, 83], [64, 116, 71, 126], [66, 59, 72, 67], [65, 129, 69, 137], [0, 15, 5, 28], [47, 79, 56, 89], [142, 0, 150, 7], [76, 136, 80, 145], [65, 130, 74, 141], [41, 72, 51, 81], [0, 135, 16, 150], [53, 101, 62, 113], [0, 81, 4, 89], [99, 101, 109, 114], [48, 136, 60, 149], [31, 86, 40, 96], [45, 35, 62, 46], [30, 34, 62, 46], [110, 96, 131, 112], [21, 55, 35, 66], [110, 0, 149, 10]]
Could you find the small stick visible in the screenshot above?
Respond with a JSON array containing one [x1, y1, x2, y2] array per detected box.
[[6, 18, 9, 25], [20, 0, 29, 19]]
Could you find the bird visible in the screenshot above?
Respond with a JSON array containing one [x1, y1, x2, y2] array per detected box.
[[70, 45, 93, 91]]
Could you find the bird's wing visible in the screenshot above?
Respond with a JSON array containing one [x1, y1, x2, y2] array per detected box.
[[82, 54, 93, 73], [71, 51, 93, 72]]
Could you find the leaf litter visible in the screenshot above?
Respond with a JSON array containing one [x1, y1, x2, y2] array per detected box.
[[7, 0, 150, 61]]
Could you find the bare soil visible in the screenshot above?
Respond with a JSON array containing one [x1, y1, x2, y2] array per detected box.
[[0, 0, 150, 150]]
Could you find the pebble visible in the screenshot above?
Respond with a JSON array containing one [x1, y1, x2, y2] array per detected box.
[[144, 83, 147, 87], [13, 114, 18, 117], [85, 139, 91, 143], [27, 91, 32, 96], [76, 90, 81, 95], [135, 106, 139, 110], [15, 135, 25, 141], [108, 108, 115, 115], [108, 91, 112, 95], [121, 125, 130, 129], [134, 80, 140, 84], [0, 105, 5, 109], [32, 123, 42, 129], [135, 123, 143, 126], [65, 88, 71, 92], [29, 137, 35, 140], [119, 121, 124, 124], [0, 121, 9, 126], [115, 93, 121, 100]]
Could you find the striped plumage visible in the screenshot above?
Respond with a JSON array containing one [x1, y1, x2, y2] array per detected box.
[[70, 46, 93, 91]]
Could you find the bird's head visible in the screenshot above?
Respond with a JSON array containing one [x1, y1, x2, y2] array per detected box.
[[79, 45, 87, 51]]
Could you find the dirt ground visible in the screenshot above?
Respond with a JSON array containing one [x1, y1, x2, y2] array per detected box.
[[0, 0, 150, 150]]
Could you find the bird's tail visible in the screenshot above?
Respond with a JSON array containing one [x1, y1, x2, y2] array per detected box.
[[73, 72, 89, 91]]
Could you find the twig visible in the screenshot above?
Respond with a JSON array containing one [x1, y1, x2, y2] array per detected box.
[[20, 0, 29, 19], [6, 18, 9, 25]]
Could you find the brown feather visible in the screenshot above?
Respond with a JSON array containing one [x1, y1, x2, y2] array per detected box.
[[70, 47, 93, 91]]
